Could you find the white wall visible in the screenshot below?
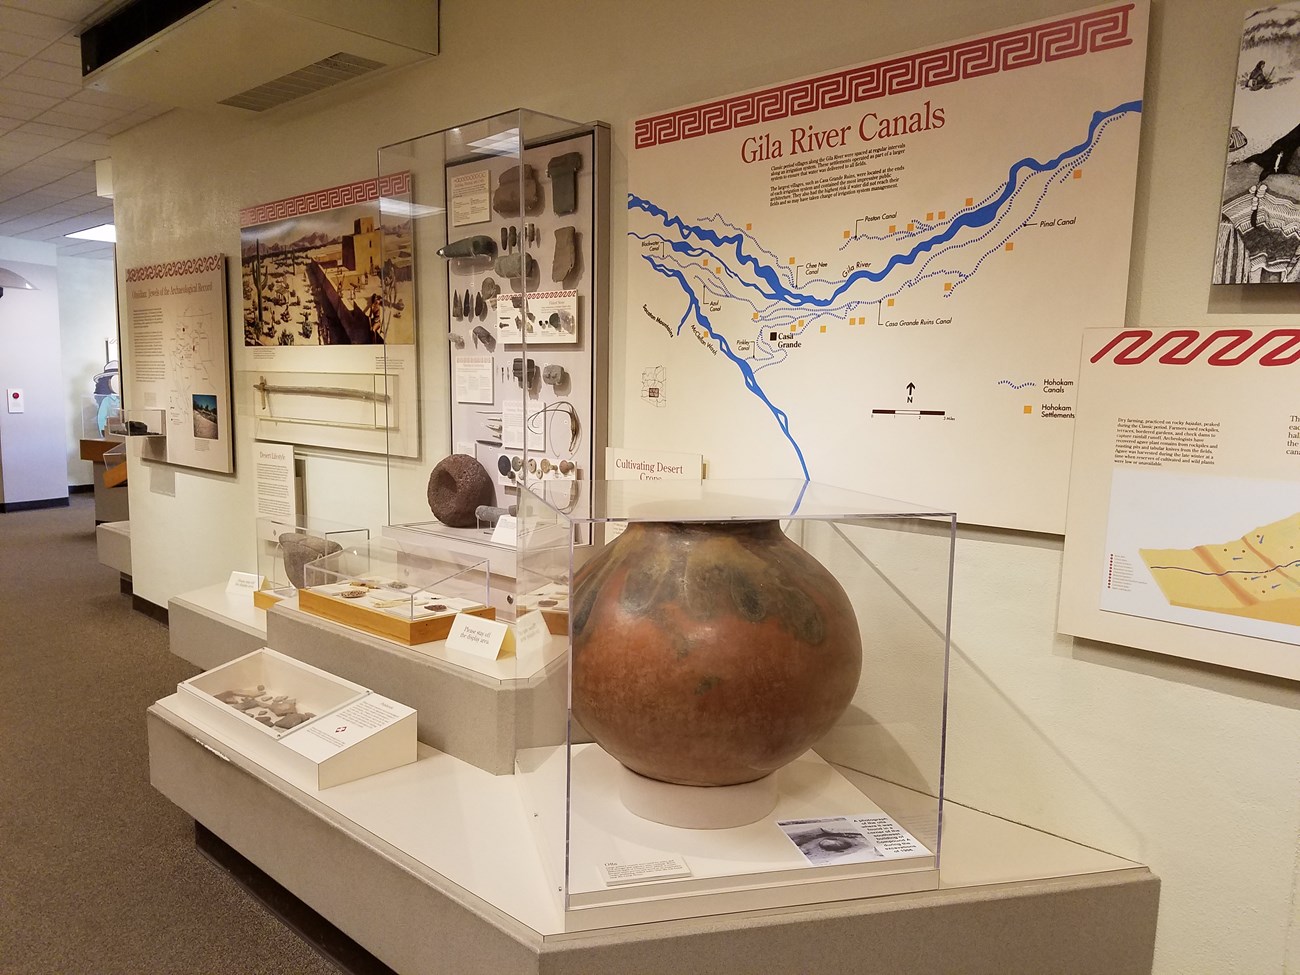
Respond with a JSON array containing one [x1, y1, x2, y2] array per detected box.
[[107, 1, 1300, 972], [57, 256, 118, 486], [0, 251, 69, 506]]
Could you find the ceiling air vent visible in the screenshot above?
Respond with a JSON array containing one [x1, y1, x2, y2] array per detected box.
[[219, 52, 386, 112], [79, 0, 437, 111]]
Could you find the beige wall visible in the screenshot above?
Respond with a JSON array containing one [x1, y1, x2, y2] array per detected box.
[[110, 2, 1300, 972]]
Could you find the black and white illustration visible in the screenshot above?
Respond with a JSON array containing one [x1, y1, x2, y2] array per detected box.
[[778, 817, 884, 866], [1215, 2, 1300, 283]]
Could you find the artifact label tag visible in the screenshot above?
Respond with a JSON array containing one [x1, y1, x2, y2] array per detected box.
[[282, 694, 415, 762], [513, 610, 549, 668], [227, 571, 261, 594], [491, 515, 518, 546], [598, 856, 691, 886], [446, 613, 515, 660]]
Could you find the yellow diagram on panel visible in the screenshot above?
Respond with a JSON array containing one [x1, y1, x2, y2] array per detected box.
[[1140, 513, 1300, 626]]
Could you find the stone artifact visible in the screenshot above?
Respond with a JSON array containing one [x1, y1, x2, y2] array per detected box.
[[452, 290, 463, 320], [492, 164, 539, 216], [340, 588, 368, 598], [508, 225, 518, 252], [480, 277, 500, 300], [571, 520, 862, 786], [214, 686, 316, 731], [497, 455, 513, 477], [474, 293, 486, 319], [278, 533, 343, 589], [426, 454, 494, 527], [495, 252, 535, 279], [559, 460, 575, 475], [500, 226, 509, 251], [547, 152, 583, 215], [464, 290, 474, 320], [474, 503, 517, 525], [424, 603, 449, 613], [437, 235, 497, 259], [552, 226, 578, 281], [471, 325, 496, 352]]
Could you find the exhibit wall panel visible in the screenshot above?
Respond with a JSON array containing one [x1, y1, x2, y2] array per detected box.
[[57, 257, 117, 486], [106, 2, 1300, 973]]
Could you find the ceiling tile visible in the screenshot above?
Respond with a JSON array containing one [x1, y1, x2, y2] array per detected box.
[[47, 139, 107, 163], [0, 211, 63, 233], [2, 130, 63, 152], [0, 87, 57, 111], [59, 239, 114, 258], [16, 119, 86, 140], [18, 56, 81, 84], [69, 86, 144, 111], [0, 50, 26, 74], [0, 100, 42, 121], [5, 0, 107, 21], [0, 7, 78, 39], [36, 36, 82, 68], [0, 73, 82, 100], [0, 31, 50, 58], [42, 100, 119, 125]]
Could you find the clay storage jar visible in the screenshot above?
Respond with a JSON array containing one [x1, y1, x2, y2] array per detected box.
[[571, 520, 862, 787]]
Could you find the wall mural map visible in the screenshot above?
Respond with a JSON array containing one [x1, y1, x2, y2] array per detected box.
[[624, 2, 1148, 532]]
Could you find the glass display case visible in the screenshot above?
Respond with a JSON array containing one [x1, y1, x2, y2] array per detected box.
[[81, 393, 123, 440], [515, 478, 955, 930], [122, 408, 166, 437], [379, 108, 610, 587], [253, 515, 371, 610], [299, 540, 493, 646]]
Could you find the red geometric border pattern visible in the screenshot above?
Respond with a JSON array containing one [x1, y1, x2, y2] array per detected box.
[[239, 171, 412, 228], [634, 4, 1135, 149], [125, 254, 224, 282], [1090, 328, 1300, 367]]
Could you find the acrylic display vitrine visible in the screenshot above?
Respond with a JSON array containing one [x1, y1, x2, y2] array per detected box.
[[378, 108, 610, 583], [252, 515, 371, 610], [515, 478, 955, 930], [298, 540, 493, 646]]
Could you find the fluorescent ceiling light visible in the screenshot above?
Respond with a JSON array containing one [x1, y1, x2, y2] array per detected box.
[[378, 198, 443, 219], [66, 223, 116, 242], [466, 129, 520, 157]]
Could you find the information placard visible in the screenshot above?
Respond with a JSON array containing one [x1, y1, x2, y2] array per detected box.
[[1059, 326, 1300, 680], [125, 256, 234, 473]]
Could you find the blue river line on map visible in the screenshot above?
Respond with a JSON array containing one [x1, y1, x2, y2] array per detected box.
[[629, 100, 1142, 478]]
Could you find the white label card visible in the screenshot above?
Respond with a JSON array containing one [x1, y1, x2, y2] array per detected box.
[[227, 571, 261, 594], [282, 695, 415, 762], [513, 609, 549, 669], [598, 856, 691, 886], [491, 514, 518, 546], [445, 613, 514, 660]]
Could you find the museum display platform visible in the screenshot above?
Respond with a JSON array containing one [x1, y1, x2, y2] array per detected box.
[[169, 582, 268, 670], [95, 519, 130, 581], [266, 599, 566, 776], [149, 695, 1159, 975], [79, 437, 128, 523]]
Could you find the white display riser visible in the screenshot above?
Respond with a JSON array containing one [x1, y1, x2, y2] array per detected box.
[[266, 600, 567, 775], [148, 698, 1159, 975], [95, 520, 130, 575], [168, 583, 268, 671]]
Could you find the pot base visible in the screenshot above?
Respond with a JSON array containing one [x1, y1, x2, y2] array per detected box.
[[618, 764, 778, 829]]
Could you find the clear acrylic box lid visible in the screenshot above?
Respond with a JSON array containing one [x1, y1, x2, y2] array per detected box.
[[524, 478, 955, 525]]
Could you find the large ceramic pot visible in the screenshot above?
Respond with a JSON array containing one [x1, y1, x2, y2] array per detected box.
[[571, 520, 862, 787]]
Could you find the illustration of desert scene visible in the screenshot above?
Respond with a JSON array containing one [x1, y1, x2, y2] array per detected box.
[[241, 202, 414, 346], [1140, 511, 1300, 626], [1215, 2, 1300, 282], [192, 394, 219, 439]]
